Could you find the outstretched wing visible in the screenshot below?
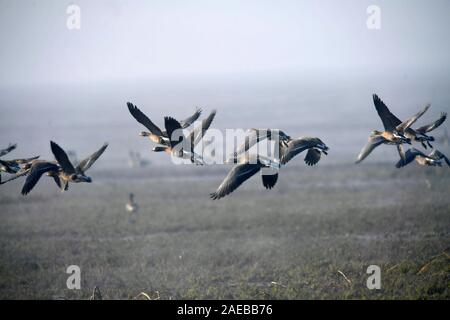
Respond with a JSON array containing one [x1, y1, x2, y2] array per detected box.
[[164, 117, 184, 147], [396, 104, 430, 132], [186, 109, 217, 147], [76, 143, 108, 174], [0, 169, 29, 185], [355, 135, 386, 164], [7, 156, 40, 165], [372, 94, 402, 132], [180, 107, 202, 129], [21, 162, 59, 195], [50, 141, 76, 174], [280, 138, 313, 165], [304, 148, 322, 166], [428, 149, 450, 166], [210, 163, 261, 200], [0, 143, 17, 157], [261, 171, 278, 189], [127, 102, 165, 137], [395, 148, 423, 168], [416, 112, 447, 134]]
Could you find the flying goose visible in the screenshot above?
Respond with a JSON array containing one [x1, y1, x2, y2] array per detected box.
[[355, 94, 429, 164], [373, 94, 445, 149], [395, 148, 450, 168], [21, 141, 108, 195], [127, 102, 202, 146], [211, 136, 329, 199]]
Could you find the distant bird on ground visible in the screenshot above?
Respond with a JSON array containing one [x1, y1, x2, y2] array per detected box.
[[128, 150, 150, 168], [127, 102, 202, 146], [126, 193, 139, 213], [21, 141, 108, 195], [0, 143, 17, 157], [356, 94, 430, 164], [211, 136, 329, 199], [395, 148, 450, 168]]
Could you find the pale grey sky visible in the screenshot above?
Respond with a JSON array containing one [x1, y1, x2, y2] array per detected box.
[[0, 0, 449, 86]]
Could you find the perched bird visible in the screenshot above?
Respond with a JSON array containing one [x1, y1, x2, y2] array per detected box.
[[356, 94, 429, 163], [125, 193, 139, 213], [211, 136, 329, 199], [0, 143, 17, 157], [21, 141, 108, 195], [395, 148, 450, 168], [127, 102, 202, 146]]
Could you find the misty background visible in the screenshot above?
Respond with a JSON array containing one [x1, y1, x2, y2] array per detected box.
[[1, 0, 449, 167]]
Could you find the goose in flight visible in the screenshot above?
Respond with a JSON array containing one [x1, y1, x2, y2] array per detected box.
[[356, 94, 429, 164], [395, 148, 450, 168], [127, 102, 202, 146], [372, 95, 445, 148], [153, 109, 216, 164], [211, 136, 329, 199], [21, 141, 108, 195]]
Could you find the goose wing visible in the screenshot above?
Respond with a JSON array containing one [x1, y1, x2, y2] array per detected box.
[[76, 143, 108, 174], [416, 112, 447, 134], [21, 161, 59, 195], [210, 163, 262, 200], [127, 102, 165, 137], [50, 141, 76, 174], [0, 143, 17, 157], [180, 107, 203, 129], [164, 117, 184, 147], [280, 138, 313, 165], [186, 109, 217, 147], [355, 135, 386, 164], [261, 171, 278, 189], [428, 149, 450, 166], [0, 169, 29, 185], [6, 155, 40, 165], [395, 148, 424, 168], [304, 148, 322, 166], [372, 94, 401, 132], [396, 104, 430, 132]]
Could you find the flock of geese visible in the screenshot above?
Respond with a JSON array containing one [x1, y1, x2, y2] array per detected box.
[[0, 93, 448, 200]]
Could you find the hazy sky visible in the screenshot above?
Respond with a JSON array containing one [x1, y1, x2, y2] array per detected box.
[[0, 0, 450, 86]]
